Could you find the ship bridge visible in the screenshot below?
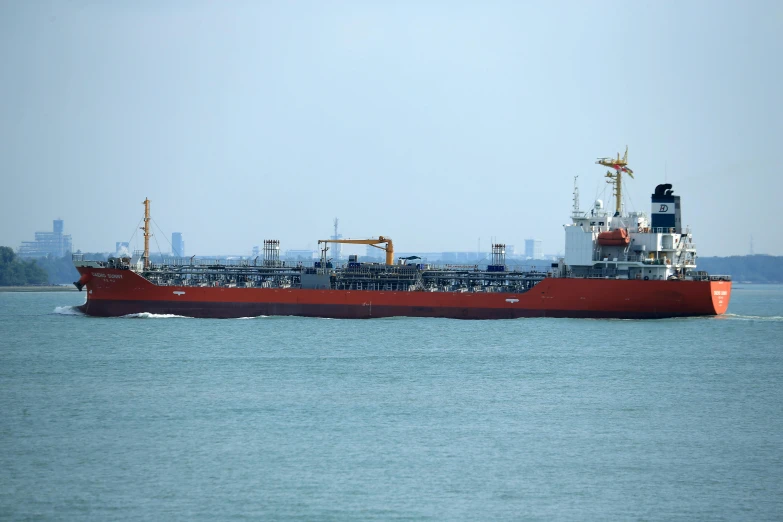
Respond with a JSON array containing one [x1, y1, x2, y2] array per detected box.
[[562, 151, 703, 281]]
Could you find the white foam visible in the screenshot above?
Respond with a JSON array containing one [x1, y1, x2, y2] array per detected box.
[[236, 316, 270, 320], [121, 312, 191, 319], [721, 314, 783, 322], [53, 305, 84, 316]]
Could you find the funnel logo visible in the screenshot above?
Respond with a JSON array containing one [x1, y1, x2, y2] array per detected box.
[[659, 204, 669, 212]]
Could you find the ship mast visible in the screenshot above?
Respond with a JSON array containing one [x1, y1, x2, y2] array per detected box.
[[142, 198, 151, 270], [571, 175, 580, 216], [596, 146, 634, 215]]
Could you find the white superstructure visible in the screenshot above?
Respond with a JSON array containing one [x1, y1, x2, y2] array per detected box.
[[560, 154, 698, 281]]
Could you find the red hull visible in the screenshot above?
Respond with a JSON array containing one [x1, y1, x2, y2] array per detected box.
[[74, 267, 731, 319]]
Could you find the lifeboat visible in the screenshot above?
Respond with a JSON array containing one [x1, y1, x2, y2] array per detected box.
[[597, 228, 630, 247]]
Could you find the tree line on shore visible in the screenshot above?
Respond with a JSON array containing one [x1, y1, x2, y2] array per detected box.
[[695, 255, 783, 283], [0, 247, 48, 285], [0, 247, 106, 286]]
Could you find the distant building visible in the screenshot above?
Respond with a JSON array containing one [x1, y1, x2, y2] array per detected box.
[[365, 245, 383, 260], [284, 249, 316, 262], [115, 242, 130, 256], [18, 219, 72, 258], [524, 239, 543, 260], [171, 232, 184, 257], [440, 251, 482, 263]]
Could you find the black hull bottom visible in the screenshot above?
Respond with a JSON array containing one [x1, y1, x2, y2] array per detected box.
[[78, 299, 700, 320]]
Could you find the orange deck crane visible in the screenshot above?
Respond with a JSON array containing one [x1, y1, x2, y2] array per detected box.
[[317, 236, 395, 266]]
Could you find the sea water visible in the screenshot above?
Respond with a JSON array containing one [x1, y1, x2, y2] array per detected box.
[[1, 287, 782, 520]]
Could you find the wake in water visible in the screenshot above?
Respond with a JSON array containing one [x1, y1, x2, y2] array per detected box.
[[121, 312, 191, 319], [120, 313, 276, 319], [52, 307, 273, 319], [720, 314, 783, 322], [53, 305, 85, 316], [54, 307, 187, 319]]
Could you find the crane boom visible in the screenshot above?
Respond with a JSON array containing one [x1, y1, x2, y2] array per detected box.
[[318, 236, 394, 265]]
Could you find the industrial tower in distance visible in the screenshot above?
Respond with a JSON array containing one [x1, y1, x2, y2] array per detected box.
[[172, 232, 184, 257], [330, 218, 343, 261]]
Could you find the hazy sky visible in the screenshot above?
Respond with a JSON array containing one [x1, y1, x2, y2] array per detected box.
[[1, 0, 781, 257]]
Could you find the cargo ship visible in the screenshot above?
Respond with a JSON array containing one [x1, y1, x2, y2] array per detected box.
[[73, 149, 731, 319]]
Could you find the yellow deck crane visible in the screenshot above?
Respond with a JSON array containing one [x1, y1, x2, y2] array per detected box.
[[596, 146, 634, 214], [317, 236, 395, 266]]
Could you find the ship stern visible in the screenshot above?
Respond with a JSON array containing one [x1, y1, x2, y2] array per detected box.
[[709, 280, 732, 315]]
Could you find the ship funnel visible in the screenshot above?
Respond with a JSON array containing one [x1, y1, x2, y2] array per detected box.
[[651, 184, 681, 232]]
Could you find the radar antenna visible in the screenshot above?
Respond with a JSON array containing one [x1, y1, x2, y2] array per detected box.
[[596, 146, 634, 215]]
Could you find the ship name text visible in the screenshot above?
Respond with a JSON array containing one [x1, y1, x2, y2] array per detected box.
[[92, 273, 123, 279]]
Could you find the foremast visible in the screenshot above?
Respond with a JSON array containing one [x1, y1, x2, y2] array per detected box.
[[142, 198, 151, 270]]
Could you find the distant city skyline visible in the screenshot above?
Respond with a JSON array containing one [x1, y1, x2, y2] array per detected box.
[[13, 217, 568, 262], [2, 2, 781, 257], [9, 214, 776, 260]]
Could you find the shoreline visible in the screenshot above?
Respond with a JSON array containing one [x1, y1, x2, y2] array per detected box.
[[0, 286, 78, 292]]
